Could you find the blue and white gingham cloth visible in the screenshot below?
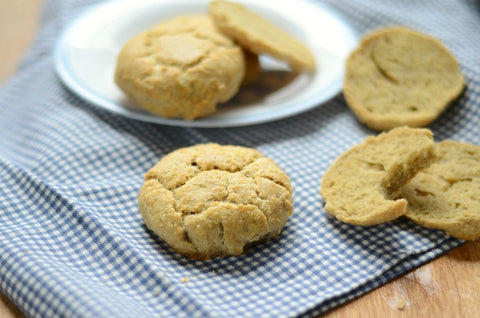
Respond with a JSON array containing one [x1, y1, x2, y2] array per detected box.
[[1, 0, 479, 317]]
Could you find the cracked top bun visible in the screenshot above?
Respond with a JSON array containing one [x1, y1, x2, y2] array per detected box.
[[343, 27, 464, 131], [138, 143, 293, 259], [114, 14, 245, 120]]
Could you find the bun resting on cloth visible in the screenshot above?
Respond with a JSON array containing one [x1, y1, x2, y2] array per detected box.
[[138, 143, 293, 259]]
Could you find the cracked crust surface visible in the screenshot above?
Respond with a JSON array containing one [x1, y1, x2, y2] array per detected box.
[[138, 143, 293, 259], [114, 14, 245, 120], [401, 140, 480, 240], [320, 127, 438, 226], [208, 0, 316, 73], [343, 27, 465, 131]]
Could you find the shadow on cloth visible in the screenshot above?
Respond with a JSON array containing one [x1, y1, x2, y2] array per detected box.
[[143, 222, 303, 276]]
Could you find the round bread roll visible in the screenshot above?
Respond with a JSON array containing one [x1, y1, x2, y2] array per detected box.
[[401, 140, 480, 240], [343, 27, 465, 130], [138, 143, 293, 259], [320, 127, 438, 226], [114, 14, 245, 120]]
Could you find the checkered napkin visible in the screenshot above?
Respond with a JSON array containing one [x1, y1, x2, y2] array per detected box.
[[1, 0, 479, 317]]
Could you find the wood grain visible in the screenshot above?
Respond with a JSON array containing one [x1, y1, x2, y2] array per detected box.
[[0, 1, 43, 317], [323, 241, 480, 317], [0, 0, 44, 85], [0, 1, 479, 317]]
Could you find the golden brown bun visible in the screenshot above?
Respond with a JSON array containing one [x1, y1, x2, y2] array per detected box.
[[138, 143, 293, 259], [114, 14, 245, 120]]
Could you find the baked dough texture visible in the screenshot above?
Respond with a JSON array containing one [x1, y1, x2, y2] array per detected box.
[[320, 127, 438, 226], [114, 14, 245, 120], [138, 143, 293, 259], [343, 27, 465, 131], [401, 140, 480, 240], [208, 0, 316, 73]]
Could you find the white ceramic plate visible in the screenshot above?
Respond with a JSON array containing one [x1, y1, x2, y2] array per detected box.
[[54, 0, 358, 127]]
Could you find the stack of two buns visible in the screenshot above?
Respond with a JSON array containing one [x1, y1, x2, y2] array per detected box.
[[320, 126, 480, 241], [114, 0, 315, 120]]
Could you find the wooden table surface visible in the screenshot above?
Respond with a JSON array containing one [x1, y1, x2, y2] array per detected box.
[[1, 1, 479, 317]]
